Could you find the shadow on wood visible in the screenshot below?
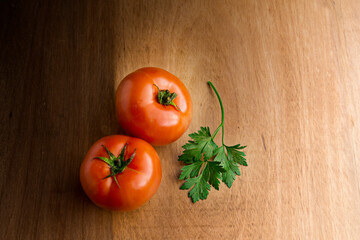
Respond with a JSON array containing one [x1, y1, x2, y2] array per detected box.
[[0, 2, 120, 239]]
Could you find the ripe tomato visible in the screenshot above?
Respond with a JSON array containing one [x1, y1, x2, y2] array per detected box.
[[115, 67, 193, 146], [80, 135, 162, 211]]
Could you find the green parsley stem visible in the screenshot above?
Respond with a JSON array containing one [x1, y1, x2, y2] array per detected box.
[[208, 81, 225, 145]]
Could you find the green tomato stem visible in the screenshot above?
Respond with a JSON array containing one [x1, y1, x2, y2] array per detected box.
[[208, 81, 225, 145], [95, 144, 136, 189], [153, 84, 181, 111]]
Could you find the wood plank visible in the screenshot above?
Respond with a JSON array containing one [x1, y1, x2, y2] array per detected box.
[[1, 0, 359, 239]]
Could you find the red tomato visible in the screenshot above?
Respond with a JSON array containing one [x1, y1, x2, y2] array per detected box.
[[115, 67, 193, 146], [80, 135, 162, 211]]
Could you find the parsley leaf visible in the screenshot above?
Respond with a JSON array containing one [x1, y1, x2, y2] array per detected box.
[[213, 146, 236, 188], [226, 144, 247, 166], [179, 161, 203, 180], [178, 127, 218, 163], [213, 145, 247, 188], [207, 161, 223, 190], [178, 81, 248, 203], [180, 163, 211, 203]]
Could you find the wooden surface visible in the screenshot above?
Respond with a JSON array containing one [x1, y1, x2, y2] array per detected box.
[[1, 0, 360, 239]]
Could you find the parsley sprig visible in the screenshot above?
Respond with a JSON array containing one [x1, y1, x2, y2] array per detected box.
[[178, 81, 247, 203]]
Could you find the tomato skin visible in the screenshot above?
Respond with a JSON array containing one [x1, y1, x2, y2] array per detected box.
[[80, 135, 162, 211], [115, 67, 193, 146]]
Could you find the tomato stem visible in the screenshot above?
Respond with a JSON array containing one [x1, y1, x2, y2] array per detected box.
[[153, 84, 181, 111], [208, 81, 225, 145], [95, 144, 136, 189]]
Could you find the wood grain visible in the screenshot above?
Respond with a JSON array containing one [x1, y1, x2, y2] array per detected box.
[[1, 0, 360, 239]]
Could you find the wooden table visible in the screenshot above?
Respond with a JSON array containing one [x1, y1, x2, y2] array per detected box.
[[1, 1, 359, 239]]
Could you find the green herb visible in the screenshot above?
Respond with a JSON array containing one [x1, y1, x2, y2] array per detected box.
[[95, 144, 136, 188], [178, 81, 247, 203]]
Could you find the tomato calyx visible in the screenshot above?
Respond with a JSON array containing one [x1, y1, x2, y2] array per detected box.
[[153, 84, 180, 111], [94, 144, 136, 188]]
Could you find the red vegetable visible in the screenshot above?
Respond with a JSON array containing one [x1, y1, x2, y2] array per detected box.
[[80, 135, 162, 211], [115, 67, 192, 146]]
